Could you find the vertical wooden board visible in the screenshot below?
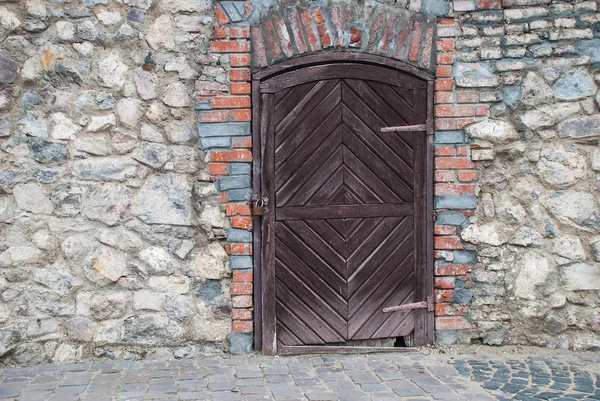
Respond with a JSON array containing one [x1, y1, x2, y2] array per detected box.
[[412, 87, 428, 346], [252, 79, 262, 351], [260, 93, 276, 355]]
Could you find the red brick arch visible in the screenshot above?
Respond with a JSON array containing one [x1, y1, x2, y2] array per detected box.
[[248, 3, 437, 73]]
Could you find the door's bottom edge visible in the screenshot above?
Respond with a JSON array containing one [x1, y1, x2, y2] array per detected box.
[[277, 345, 419, 355]]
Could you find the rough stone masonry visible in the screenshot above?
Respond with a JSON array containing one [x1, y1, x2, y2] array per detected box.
[[0, 0, 599, 365]]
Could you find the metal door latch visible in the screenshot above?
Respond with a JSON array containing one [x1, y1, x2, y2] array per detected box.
[[382, 296, 434, 313], [251, 194, 269, 216]]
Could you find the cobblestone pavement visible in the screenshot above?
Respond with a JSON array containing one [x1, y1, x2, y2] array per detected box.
[[1, 349, 600, 401]]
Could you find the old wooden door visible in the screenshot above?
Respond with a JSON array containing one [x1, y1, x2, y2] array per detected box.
[[254, 55, 434, 355]]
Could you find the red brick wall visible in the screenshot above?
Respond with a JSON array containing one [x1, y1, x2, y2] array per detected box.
[[206, 4, 254, 335]]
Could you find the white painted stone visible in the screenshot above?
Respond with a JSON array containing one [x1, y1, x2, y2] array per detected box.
[[93, 320, 122, 344], [98, 53, 129, 89], [521, 72, 553, 106], [541, 191, 600, 232], [134, 174, 194, 226], [87, 113, 116, 132], [138, 247, 176, 275], [0, 93, 9, 110], [0, 196, 16, 223], [73, 42, 94, 57], [563, 263, 600, 291], [148, 276, 190, 294], [591, 149, 600, 171], [464, 120, 519, 144], [50, 113, 80, 140], [82, 184, 133, 226], [131, 143, 170, 169], [174, 240, 195, 259], [26, 0, 47, 19], [520, 102, 582, 130], [91, 247, 129, 282], [161, 82, 190, 107], [164, 121, 194, 144], [0, 6, 21, 31], [32, 230, 51, 250], [514, 252, 553, 299], [159, 0, 209, 12], [134, 71, 157, 100], [133, 291, 164, 311], [461, 222, 516, 246], [509, 225, 544, 247], [73, 133, 113, 156], [495, 196, 527, 223], [22, 56, 43, 81], [537, 144, 586, 188], [72, 157, 138, 181], [116, 98, 143, 128], [1, 246, 44, 266], [190, 242, 230, 279], [53, 344, 79, 363], [146, 15, 175, 51], [139, 123, 164, 143], [199, 203, 226, 229], [553, 235, 586, 261], [165, 57, 197, 79], [96, 10, 122, 25], [56, 21, 75, 41], [13, 183, 53, 214], [118, 0, 153, 10], [96, 227, 144, 253], [146, 101, 170, 123], [17, 113, 48, 139]]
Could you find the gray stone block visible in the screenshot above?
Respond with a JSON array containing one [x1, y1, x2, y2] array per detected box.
[[227, 188, 252, 202], [436, 212, 470, 228], [217, 175, 250, 191], [483, 327, 509, 346], [227, 332, 253, 354], [452, 279, 473, 305], [453, 250, 477, 264], [435, 195, 477, 210], [230, 163, 251, 175], [420, 0, 450, 16], [197, 122, 250, 138], [434, 330, 472, 345], [577, 39, 600, 63], [435, 131, 464, 144], [230, 256, 253, 270], [200, 137, 231, 150], [227, 229, 253, 243], [28, 138, 68, 164]]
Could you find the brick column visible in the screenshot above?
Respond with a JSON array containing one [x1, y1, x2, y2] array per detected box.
[[199, 3, 255, 343]]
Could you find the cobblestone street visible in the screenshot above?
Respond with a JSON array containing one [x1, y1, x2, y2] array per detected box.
[[1, 347, 600, 400]]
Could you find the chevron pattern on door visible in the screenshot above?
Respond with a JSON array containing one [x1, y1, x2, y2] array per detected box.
[[258, 60, 431, 351]]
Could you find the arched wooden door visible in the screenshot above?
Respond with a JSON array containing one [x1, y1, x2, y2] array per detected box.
[[253, 55, 434, 355]]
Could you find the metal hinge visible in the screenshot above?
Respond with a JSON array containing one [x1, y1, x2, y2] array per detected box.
[[382, 296, 434, 313], [380, 124, 427, 133]]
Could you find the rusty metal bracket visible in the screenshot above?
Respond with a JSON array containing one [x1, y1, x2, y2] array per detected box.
[[380, 124, 427, 133], [383, 296, 434, 313]]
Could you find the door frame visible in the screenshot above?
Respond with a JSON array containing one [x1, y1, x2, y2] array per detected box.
[[252, 53, 435, 355]]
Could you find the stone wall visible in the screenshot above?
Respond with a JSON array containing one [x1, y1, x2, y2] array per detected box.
[[0, 0, 599, 365], [433, 0, 600, 350], [0, 0, 244, 364]]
